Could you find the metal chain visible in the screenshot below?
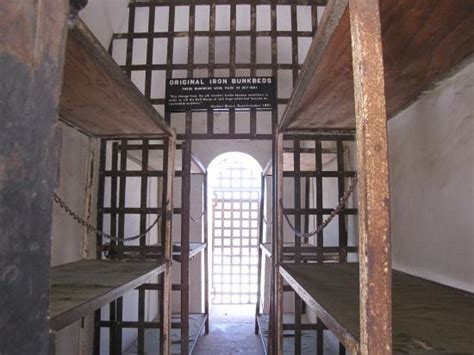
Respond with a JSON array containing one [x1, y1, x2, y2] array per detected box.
[[190, 199, 218, 224], [53, 193, 168, 242], [190, 209, 205, 223], [281, 176, 358, 238], [263, 214, 273, 226]]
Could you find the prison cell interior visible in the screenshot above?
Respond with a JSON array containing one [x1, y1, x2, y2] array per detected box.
[[2, 0, 473, 354]]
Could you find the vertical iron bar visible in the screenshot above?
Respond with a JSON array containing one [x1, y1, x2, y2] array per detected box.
[[293, 138, 302, 355], [203, 172, 210, 334], [161, 135, 176, 354], [145, 5, 156, 98], [165, 5, 176, 125], [140, 139, 150, 257], [337, 140, 348, 262], [229, 1, 237, 134], [255, 173, 266, 334], [181, 140, 192, 354], [274, 132, 284, 355], [317, 317, 324, 354], [207, 3, 216, 134], [315, 139, 323, 264], [349, 0, 392, 353], [126, 3, 136, 78]]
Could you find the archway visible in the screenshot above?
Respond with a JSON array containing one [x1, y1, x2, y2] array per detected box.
[[207, 152, 262, 308]]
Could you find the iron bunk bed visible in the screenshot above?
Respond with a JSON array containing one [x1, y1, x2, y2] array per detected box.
[[171, 143, 210, 354], [256, 136, 358, 354], [51, 10, 176, 355], [274, 0, 474, 354]]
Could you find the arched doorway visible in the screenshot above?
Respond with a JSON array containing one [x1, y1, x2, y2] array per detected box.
[[207, 152, 262, 307]]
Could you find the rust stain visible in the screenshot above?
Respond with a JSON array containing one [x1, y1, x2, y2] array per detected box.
[[349, 0, 392, 354]]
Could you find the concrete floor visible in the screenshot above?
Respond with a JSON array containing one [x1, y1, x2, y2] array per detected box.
[[193, 305, 265, 355]]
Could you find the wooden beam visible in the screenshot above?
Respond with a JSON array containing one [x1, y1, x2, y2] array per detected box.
[[281, 0, 474, 131], [60, 18, 174, 138], [0, 1, 68, 353], [349, 0, 392, 353]]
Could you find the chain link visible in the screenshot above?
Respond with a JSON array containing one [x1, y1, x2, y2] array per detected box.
[[189, 209, 206, 224], [263, 214, 273, 226], [281, 176, 358, 238], [53, 193, 168, 242]]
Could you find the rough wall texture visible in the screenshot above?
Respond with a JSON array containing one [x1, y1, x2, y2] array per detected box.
[[389, 59, 474, 292], [52, 123, 99, 354], [0, 1, 68, 353], [80, 0, 129, 48]]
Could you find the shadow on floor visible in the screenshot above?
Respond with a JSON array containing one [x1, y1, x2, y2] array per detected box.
[[193, 305, 264, 355]]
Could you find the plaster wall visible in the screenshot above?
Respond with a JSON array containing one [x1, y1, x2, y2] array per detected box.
[[80, 0, 129, 48], [388, 59, 474, 292], [51, 123, 99, 354]]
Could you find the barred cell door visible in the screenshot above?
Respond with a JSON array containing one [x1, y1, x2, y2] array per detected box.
[[211, 159, 261, 305]]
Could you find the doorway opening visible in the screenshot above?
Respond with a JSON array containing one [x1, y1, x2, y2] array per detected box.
[[207, 152, 262, 311]]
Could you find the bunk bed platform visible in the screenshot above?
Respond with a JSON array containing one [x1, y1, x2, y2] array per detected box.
[[60, 19, 173, 137], [260, 243, 357, 262], [280, 0, 474, 130], [173, 242, 207, 262], [257, 314, 322, 354], [49, 259, 166, 331], [280, 263, 474, 354]]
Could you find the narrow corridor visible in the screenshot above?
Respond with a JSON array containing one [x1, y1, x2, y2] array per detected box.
[[193, 306, 264, 355]]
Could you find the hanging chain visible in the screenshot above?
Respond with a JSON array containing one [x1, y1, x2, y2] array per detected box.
[[53, 193, 168, 242], [263, 214, 273, 226], [281, 176, 358, 239], [190, 209, 205, 223], [190, 199, 218, 224]]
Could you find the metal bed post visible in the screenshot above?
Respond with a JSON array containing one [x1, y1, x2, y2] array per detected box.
[[349, 0, 392, 353], [203, 169, 210, 335], [162, 134, 177, 354], [274, 132, 284, 355], [255, 171, 267, 334], [181, 140, 192, 354]]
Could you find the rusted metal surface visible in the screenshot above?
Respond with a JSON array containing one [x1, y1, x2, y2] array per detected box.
[[180, 139, 192, 354], [162, 135, 176, 355], [0, 1, 68, 353], [203, 172, 210, 334], [349, 0, 392, 353], [274, 132, 284, 355]]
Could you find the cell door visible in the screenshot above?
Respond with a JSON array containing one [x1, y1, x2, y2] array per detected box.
[[211, 161, 261, 305]]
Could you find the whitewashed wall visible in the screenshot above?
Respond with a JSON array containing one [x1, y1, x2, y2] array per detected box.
[[389, 59, 474, 292]]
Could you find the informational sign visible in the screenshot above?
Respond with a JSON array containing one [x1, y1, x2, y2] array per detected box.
[[165, 77, 276, 112]]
